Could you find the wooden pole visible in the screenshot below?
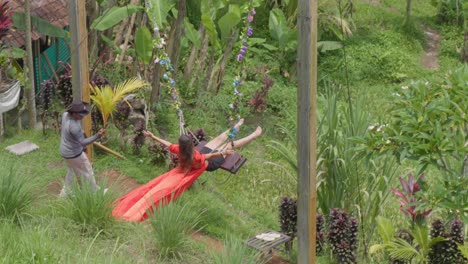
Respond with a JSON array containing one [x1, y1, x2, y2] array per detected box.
[[69, 0, 93, 161], [25, 0, 37, 129], [297, 0, 318, 263]]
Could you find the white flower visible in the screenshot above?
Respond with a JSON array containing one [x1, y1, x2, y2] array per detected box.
[[401, 86, 409, 90], [386, 139, 391, 144], [392, 92, 401, 97], [368, 125, 375, 130]]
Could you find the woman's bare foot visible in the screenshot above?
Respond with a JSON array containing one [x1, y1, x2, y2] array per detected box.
[[234, 118, 244, 130], [253, 126, 262, 137]]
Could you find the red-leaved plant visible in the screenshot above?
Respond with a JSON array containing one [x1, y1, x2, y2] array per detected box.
[[0, 0, 13, 40], [392, 173, 432, 225]]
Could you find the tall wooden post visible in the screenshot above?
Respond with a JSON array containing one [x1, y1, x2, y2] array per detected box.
[[25, 0, 37, 129], [297, 0, 318, 263], [69, 0, 93, 160]]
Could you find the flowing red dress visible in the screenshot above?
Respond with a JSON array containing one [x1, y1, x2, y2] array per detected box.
[[112, 144, 208, 222]]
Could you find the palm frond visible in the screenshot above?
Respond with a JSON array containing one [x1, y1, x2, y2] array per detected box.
[[90, 78, 149, 128], [388, 238, 420, 261], [376, 216, 395, 243], [112, 78, 148, 104]]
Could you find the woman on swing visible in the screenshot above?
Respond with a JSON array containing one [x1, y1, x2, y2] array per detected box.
[[113, 119, 262, 222], [142, 118, 262, 173]]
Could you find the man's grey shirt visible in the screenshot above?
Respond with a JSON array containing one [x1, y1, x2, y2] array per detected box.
[[60, 112, 99, 159]]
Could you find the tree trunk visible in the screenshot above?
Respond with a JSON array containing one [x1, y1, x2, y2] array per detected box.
[[214, 30, 238, 94], [166, 0, 187, 71], [189, 29, 210, 89], [203, 51, 215, 92], [0, 113, 3, 137], [25, 0, 37, 129], [463, 10, 468, 62], [118, 0, 140, 65], [86, 0, 100, 60], [405, 0, 412, 29], [184, 26, 205, 80]]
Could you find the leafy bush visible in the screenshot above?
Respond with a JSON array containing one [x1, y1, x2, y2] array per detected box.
[[0, 162, 34, 223], [358, 66, 467, 175], [148, 197, 202, 259]]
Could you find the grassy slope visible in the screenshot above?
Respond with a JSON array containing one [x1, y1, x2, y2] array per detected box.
[[0, 0, 464, 262]]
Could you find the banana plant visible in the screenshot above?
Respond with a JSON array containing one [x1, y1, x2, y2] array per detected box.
[[90, 78, 149, 128], [12, 12, 68, 38]]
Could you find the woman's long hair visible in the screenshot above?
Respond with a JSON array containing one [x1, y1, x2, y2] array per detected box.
[[178, 135, 194, 173]]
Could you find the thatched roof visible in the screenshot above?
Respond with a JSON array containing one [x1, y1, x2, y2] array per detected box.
[[3, 0, 68, 47]]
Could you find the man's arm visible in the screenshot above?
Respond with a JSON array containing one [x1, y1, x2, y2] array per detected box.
[[69, 122, 100, 147]]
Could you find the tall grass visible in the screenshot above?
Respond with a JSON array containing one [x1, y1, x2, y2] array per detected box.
[[0, 159, 34, 222], [149, 196, 203, 259], [209, 236, 262, 264], [56, 181, 115, 234], [0, 221, 59, 262]]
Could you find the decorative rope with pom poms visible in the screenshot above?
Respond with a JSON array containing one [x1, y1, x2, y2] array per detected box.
[[227, 2, 257, 142]]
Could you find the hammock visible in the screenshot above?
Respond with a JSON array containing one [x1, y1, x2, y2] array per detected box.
[[112, 145, 208, 222], [0, 80, 20, 114]]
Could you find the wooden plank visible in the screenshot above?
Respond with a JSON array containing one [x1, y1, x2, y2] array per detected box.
[[297, 0, 318, 263]]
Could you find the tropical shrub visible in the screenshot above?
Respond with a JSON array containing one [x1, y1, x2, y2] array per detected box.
[[90, 78, 149, 128], [248, 76, 274, 112], [357, 66, 467, 176], [327, 208, 359, 264], [279, 196, 297, 251], [392, 173, 432, 226], [371, 217, 445, 263], [428, 218, 467, 264]]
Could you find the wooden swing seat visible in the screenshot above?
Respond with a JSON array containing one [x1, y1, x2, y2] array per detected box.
[[195, 140, 246, 174]]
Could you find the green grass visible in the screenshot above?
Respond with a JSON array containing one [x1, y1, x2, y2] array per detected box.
[[0, 0, 464, 262]]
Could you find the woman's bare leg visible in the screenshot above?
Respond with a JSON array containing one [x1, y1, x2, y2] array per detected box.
[[220, 126, 262, 151], [204, 119, 244, 150]]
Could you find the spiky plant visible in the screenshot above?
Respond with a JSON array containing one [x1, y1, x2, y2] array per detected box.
[[429, 218, 467, 264], [56, 63, 73, 106], [328, 208, 358, 264], [317, 213, 326, 254], [279, 196, 297, 252], [90, 78, 148, 128]]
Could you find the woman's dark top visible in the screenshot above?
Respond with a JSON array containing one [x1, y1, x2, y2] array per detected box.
[[199, 147, 225, 171]]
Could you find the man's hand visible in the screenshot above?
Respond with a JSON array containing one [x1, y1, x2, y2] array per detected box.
[[98, 129, 106, 137]]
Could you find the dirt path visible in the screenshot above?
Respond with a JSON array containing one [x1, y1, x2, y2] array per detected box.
[[48, 168, 289, 263], [421, 25, 440, 70]]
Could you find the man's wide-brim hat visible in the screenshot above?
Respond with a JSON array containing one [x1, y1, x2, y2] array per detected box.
[[66, 101, 90, 116]]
